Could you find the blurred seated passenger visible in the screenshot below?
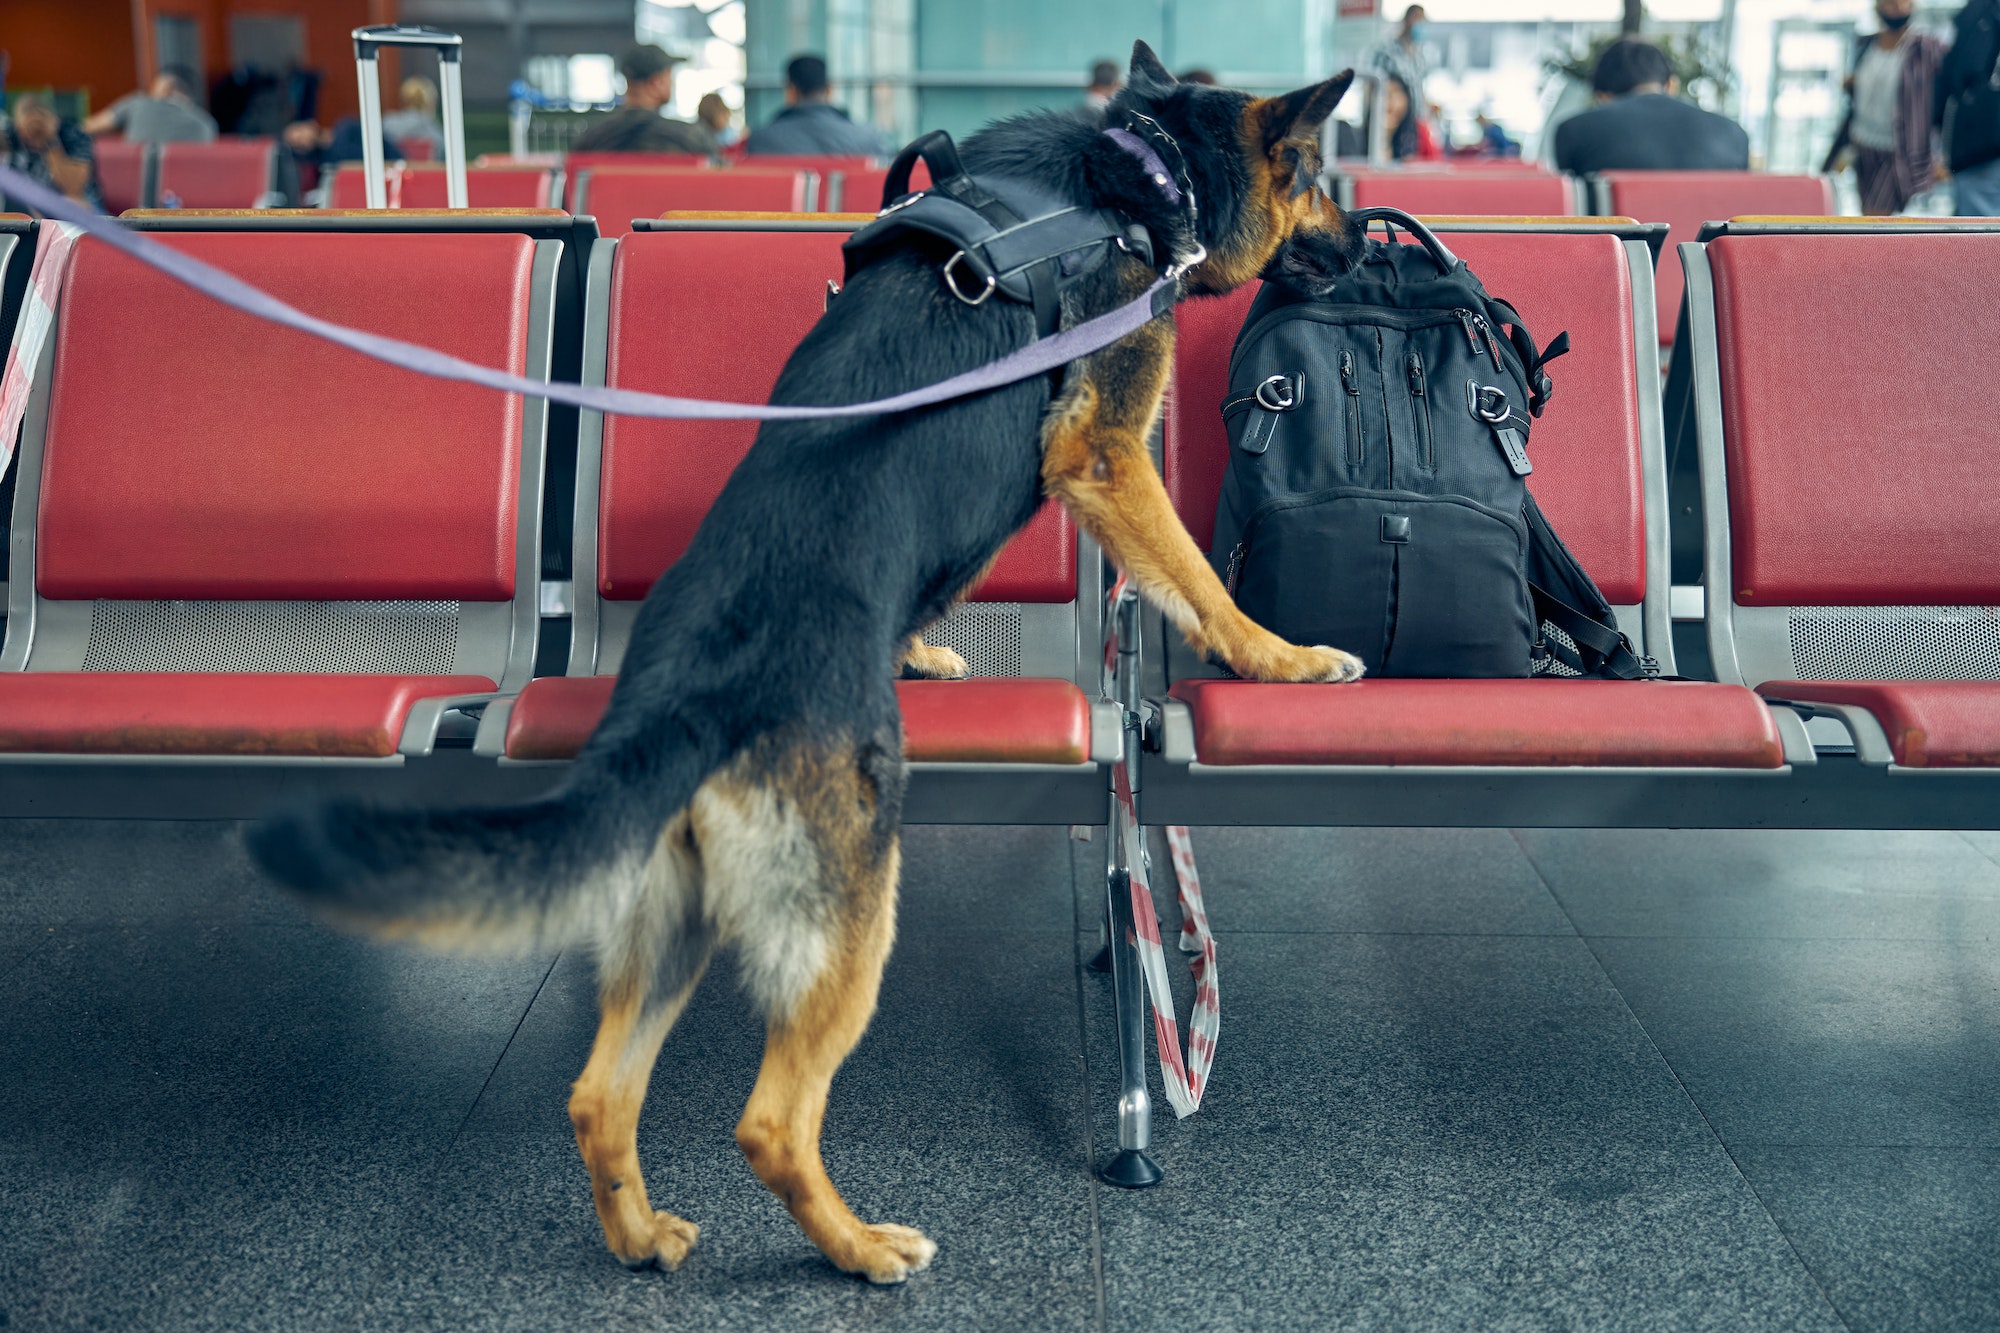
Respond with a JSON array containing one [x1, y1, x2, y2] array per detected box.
[[1553, 39, 1748, 173], [2, 95, 103, 212], [381, 77, 445, 158], [697, 92, 740, 149], [746, 55, 890, 157], [1822, 0, 1947, 215], [1179, 69, 1219, 86], [1385, 75, 1443, 161], [83, 67, 218, 144], [283, 117, 401, 169], [569, 45, 716, 156], [1475, 110, 1520, 158], [1085, 59, 1121, 110]]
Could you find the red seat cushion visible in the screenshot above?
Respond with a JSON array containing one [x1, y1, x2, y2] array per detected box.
[[157, 139, 276, 209], [506, 676, 1092, 765], [1345, 171, 1573, 216], [94, 140, 147, 213], [0, 673, 495, 757], [1756, 681, 2000, 768], [1169, 678, 1785, 768], [577, 169, 808, 238]]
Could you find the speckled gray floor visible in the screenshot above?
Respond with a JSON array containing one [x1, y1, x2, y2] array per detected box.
[[3, 819, 1998, 1330]]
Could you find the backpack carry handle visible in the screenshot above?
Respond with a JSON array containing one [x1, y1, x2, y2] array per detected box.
[[1346, 206, 1460, 274], [880, 130, 967, 210]]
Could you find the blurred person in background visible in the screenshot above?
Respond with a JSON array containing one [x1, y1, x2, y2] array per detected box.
[[570, 45, 715, 155], [282, 117, 400, 168], [1085, 60, 1121, 110], [1824, 0, 1947, 215], [2, 94, 101, 211], [1938, 0, 2000, 215], [1553, 38, 1748, 173], [697, 92, 740, 149], [1383, 75, 1442, 161], [1370, 7, 1437, 133], [1473, 110, 1520, 158], [83, 67, 216, 144], [381, 77, 444, 157], [1179, 69, 1219, 86], [746, 54, 888, 156]]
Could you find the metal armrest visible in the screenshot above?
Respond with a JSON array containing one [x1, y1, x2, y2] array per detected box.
[[471, 695, 519, 758], [1149, 698, 1196, 765], [1089, 700, 1126, 764], [1766, 704, 1819, 768], [1762, 698, 1895, 767], [398, 692, 511, 758]]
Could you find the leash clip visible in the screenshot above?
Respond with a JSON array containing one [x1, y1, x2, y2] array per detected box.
[[941, 250, 996, 306], [1165, 242, 1206, 281]]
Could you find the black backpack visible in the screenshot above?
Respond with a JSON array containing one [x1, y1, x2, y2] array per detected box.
[[1209, 208, 1648, 680]]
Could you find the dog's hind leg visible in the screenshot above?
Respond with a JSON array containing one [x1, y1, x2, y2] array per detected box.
[[699, 743, 933, 1284], [569, 813, 713, 1270], [1042, 307, 1365, 685]]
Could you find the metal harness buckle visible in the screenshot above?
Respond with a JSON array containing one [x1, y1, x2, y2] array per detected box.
[[941, 250, 996, 306]]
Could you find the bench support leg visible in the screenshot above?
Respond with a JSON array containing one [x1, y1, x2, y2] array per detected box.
[[1099, 794, 1162, 1189]]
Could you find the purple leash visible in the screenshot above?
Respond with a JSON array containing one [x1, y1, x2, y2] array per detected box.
[[0, 164, 1179, 422]]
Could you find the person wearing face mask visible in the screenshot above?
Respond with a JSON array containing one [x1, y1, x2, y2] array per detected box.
[[1824, 0, 1948, 215], [1369, 7, 1436, 138]]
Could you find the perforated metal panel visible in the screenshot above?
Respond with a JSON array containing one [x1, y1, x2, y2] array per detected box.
[[80, 600, 461, 674], [1789, 607, 2000, 681], [927, 603, 1024, 677]]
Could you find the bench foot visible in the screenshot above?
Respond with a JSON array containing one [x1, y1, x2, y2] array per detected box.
[[1098, 1148, 1164, 1189]]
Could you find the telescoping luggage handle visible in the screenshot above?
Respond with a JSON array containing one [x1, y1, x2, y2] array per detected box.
[[1345, 206, 1461, 273], [352, 24, 467, 209]]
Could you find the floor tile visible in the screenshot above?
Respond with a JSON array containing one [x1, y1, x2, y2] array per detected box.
[[1518, 829, 2000, 941], [0, 921, 554, 1144], [0, 922, 52, 979], [367, 928, 1099, 1331], [1177, 827, 1575, 937], [1593, 936, 2000, 1148], [1081, 934, 1837, 1330], [1735, 1145, 2000, 1333], [896, 824, 1078, 938], [0, 819, 304, 928]]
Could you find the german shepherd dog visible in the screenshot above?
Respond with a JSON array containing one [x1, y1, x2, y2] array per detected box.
[[251, 43, 1364, 1285]]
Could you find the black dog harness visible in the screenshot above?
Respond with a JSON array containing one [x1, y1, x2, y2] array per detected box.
[[840, 115, 1204, 339]]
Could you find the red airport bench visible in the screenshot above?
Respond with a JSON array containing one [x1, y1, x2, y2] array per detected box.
[[1334, 166, 1577, 216], [1680, 220, 2000, 774], [569, 168, 818, 239], [156, 138, 281, 209], [471, 215, 1121, 823], [0, 229, 560, 814], [93, 139, 154, 213], [1590, 172, 1834, 348], [326, 164, 561, 209], [828, 160, 933, 213]]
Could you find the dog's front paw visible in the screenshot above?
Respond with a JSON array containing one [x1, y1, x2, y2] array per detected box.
[[1257, 643, 1366, 684], [844, 1222, 937, 1284], [615, 1210, 700, 1271], [902, 641, 969, 680]]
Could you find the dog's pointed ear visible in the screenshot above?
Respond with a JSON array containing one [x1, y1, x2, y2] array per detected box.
[[1128, 40, 1177, 98], [1258, 69, 1353, 152]]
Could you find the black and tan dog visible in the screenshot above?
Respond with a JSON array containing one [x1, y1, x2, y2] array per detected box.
[[251, 44, 1364, 1285]]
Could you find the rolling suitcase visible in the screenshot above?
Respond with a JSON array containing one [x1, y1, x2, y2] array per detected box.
[[351, 24, 468, 208]]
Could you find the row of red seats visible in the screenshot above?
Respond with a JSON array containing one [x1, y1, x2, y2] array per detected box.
[[87, 138, 281, 213]]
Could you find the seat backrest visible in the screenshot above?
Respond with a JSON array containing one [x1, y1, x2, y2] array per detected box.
[[1342, 169, 1574, 217], [574, 169, 813, 238], [1691, 231, 2000, 684], [328, 165, 559, 209], [156, 139, 277, 209], [828, 161, 932, 213], [93, 140, 150, 213], [6, 231, 554, 685], [560, 153, 710, 209], [1599, 172, 1833, 345], [579, 226, 1079, 678], [1165, 228, 1657, 649]]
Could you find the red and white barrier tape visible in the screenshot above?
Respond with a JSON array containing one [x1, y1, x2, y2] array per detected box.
[[0, 221, 82, 475], [1113, 764, 1217, 1118]]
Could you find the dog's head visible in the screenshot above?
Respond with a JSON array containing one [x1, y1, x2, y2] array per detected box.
[[1109, 42, 1360, 297]]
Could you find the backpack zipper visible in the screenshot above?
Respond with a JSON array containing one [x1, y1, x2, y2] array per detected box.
[[1407, 351, 1434, 469], [1339, 350, 1364, 467], [1224, 541, 1246, 595], [1471, 314, 1503, 370], [1454, 309, 1485, 358]]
